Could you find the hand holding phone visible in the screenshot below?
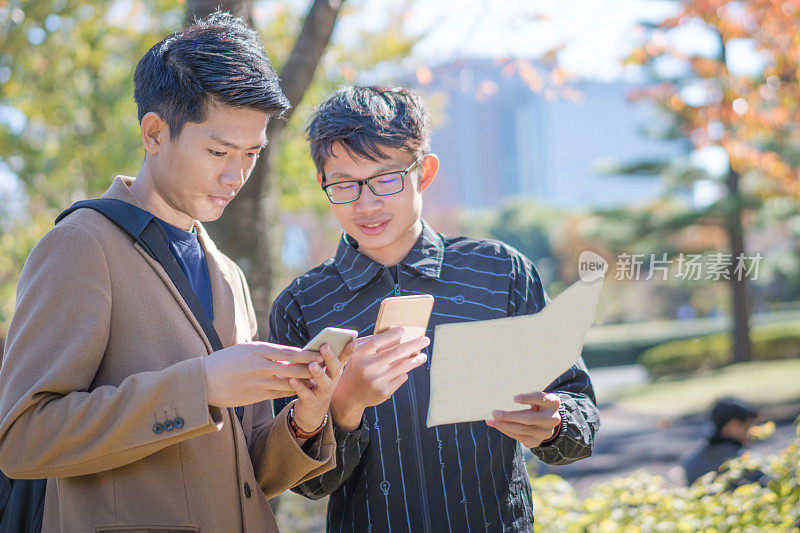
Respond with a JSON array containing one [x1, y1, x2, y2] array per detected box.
[[303, 327, 359, 355], [375, 294, 434, 343], [289, 327, 359, 437]]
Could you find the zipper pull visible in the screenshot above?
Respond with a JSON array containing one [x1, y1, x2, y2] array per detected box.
[[395, 265, 401, 295]]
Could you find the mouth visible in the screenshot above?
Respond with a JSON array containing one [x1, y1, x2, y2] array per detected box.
[[356, 219, 390, 236], [208, 193, 235, 207]]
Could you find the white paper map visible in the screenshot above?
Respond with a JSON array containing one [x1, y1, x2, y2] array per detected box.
[[427, 276, 604, 427]]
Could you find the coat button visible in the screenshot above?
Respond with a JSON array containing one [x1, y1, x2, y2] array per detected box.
[[174, 417, 184, 429], [244, 482, 252, 499], [164, 420, 174, 432], [153, 423, 164, 434]]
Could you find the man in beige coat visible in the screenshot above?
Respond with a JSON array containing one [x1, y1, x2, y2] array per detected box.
[[0, 13, 422, 532]]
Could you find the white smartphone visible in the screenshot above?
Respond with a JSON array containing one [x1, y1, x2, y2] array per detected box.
[[302, 327, 358, 355]]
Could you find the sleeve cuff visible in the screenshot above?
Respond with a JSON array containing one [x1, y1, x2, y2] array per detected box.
[[536, 403, 568, 449], [253, 402, 336, 500], [333, 413, 369, 439], [147, 356, 223, 441], [274, 401, 335, 465]]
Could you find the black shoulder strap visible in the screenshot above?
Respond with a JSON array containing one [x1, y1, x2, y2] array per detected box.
[[56, 199, 224, 353]]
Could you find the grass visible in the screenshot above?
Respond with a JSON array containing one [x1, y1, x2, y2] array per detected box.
[[608, 358, 800, 418]]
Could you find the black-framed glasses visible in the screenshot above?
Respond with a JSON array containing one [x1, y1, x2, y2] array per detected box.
[[321, 156, 426, 204]]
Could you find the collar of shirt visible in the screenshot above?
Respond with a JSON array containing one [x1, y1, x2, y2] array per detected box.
[[334, 219, 444, 291], [155, 216, 199, 246]]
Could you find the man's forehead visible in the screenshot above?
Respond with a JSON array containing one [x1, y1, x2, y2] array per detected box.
[[325, 143, 411, 176], [205, 132, 267, 150], [199, 103, 267, 134], [196, 122, 267, 149]]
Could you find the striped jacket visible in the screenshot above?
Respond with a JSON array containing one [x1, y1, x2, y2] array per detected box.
[[271, 221, 599, 532]]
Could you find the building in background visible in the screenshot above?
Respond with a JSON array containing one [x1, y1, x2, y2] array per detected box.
[[283, 58, 688, 274], [415, 59, 684, 214]]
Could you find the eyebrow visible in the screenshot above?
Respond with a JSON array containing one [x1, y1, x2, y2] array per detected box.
[[326, 163, 401, 181], [208, 135, 266, 151]]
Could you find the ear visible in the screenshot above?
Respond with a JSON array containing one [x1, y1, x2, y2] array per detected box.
[[418, 154, 439, 192], [315, 172, 324, 186], [141, 112, 168, 154]]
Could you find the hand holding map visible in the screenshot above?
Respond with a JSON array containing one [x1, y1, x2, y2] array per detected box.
[[427, 271, 604, 427]]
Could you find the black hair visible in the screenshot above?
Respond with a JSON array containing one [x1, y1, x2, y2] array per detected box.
[[711, 397, 758, 431], [307, 86, 431, 175], [133, 11, 290, 138]]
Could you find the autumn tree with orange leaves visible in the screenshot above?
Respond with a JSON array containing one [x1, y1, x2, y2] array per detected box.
[[630, 0, 800, 193], [626, 0, 800, 363]]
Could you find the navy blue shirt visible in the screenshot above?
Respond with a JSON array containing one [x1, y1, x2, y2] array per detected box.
[[155, 218, 213, 322], [270, 221, 599, 533]]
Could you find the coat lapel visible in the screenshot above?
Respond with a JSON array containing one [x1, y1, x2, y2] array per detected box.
[[196, 223, 237, 349], [132, 243, 215, 354], [100, 175, 238, 352]]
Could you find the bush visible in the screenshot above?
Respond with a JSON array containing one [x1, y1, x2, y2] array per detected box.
[[754, 325, 800, 361], [583, 317, 732, 368], [638, 334, 731, 378], [583, 311, 800, 369], [532, 421, 800, 532], [639, 323, 800, 379]]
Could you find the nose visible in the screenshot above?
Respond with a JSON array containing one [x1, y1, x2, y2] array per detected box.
[[219, 158, 247, 190], [352, 183, 383, 213]]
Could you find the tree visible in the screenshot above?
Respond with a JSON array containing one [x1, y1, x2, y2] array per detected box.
[[0, 0, 182, 335], [616, 0, 800, 363]]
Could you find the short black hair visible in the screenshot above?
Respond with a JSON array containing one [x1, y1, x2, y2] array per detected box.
[[134, 11, 290, 138], [711, 397, 758, 431], [307, 86, 431, 175]]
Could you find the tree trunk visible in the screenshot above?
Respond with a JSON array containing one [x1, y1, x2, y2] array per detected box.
[[717, 33, 753, 364], [187, 0, 344, 339], [725, 167, 753, 363]]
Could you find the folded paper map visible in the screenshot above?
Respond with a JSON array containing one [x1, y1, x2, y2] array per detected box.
[[427, 276, 604, 427]]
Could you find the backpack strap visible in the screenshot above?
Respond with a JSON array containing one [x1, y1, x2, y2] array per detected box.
[[57, 199, 244, 421]]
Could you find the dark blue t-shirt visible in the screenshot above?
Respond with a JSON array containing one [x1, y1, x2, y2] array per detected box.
[[155, 218, 214, 322]]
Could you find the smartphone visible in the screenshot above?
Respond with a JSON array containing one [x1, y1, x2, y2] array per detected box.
[[303, 327, 358, 355], [374, 294, 435, 343]]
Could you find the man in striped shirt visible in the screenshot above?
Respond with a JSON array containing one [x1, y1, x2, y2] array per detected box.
[[271, 86, 599, 532]]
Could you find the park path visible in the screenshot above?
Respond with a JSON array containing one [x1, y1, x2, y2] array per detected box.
[[540, 365, 800, 496]]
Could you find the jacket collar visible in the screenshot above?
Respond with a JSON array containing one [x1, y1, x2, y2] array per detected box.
[[334, 220, 444, 291], [102, 176, 237, 349]]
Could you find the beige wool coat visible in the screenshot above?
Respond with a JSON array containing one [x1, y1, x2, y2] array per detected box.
[[0, 176, 335, 532]]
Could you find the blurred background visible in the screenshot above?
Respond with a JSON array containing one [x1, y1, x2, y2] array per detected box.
[[2, 0, 799, 530]]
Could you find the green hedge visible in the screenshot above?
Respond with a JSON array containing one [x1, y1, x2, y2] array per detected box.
[[274, 421, 800, 531], [532, 422, 800, 532], [639, 323, 800, 379], [582, 310, 800, 368], [582, 317, 732, 368], [583, 341, 661, 369]]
